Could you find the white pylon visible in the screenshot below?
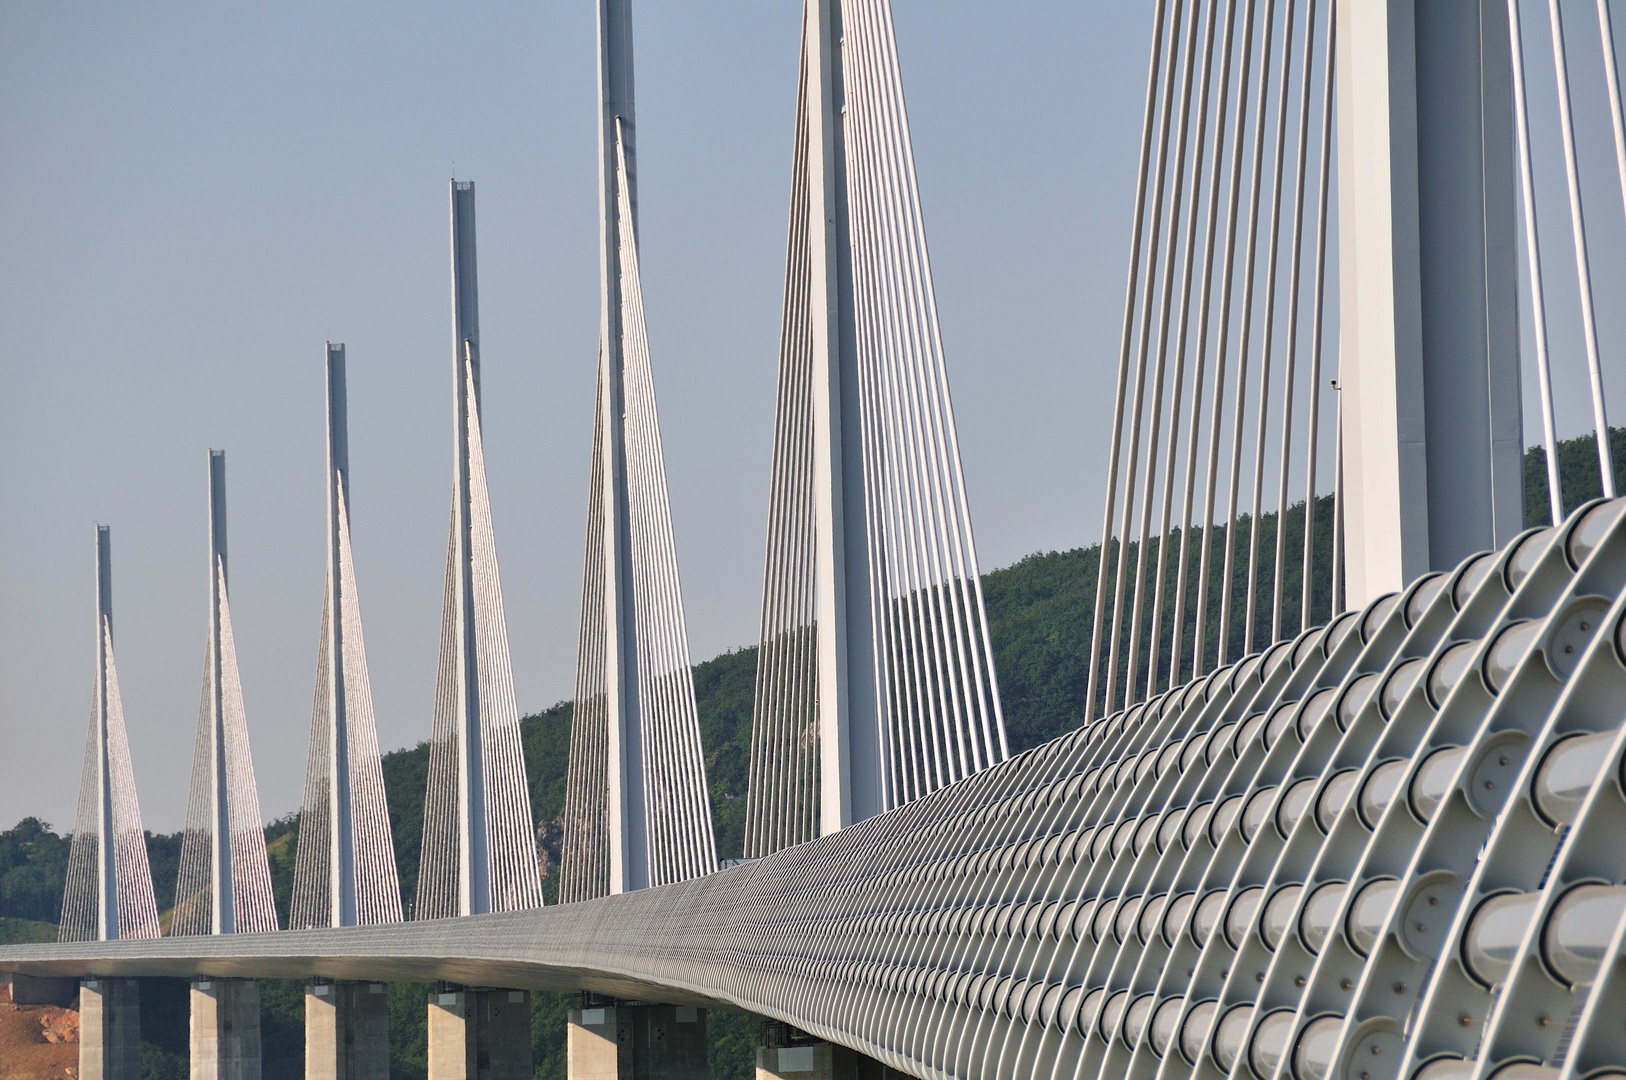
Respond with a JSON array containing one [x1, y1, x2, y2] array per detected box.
[[59, 526, 161, 942], [559, 0, 718, 903], [173, 452, 277, 936], [291, 344, 403, 929], [743, 0, 1007, 858], [415, 182, 544, 919]]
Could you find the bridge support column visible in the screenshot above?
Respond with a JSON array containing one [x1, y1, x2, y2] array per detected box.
[[190, 978, 261, 1080], [427, 986, 532, 1080], [567, 1003, 707, 1079], [756, 1037, 899, 1080], [306, 980, 389, 1080], [79, 977, 141, 1080]]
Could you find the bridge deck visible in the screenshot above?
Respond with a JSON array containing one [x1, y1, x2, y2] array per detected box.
[[8, 507, 1626, 1080]]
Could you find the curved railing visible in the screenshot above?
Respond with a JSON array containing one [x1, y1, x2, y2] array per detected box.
[[8, 499, 1626, 1080]]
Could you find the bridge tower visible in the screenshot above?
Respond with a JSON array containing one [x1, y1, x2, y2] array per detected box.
[[60, 526, 161, 945], [289, 345, 399, 1080], [558, 0, 717, 905], [291, 343, 402, 930], [412, 182, 542, 1080], [415, 181, 544, 921], [61, 527, 158, 1080], [743, 0, 1008, 857], [172, 451, 277, 937], [559, 6, 720, 1076], [170, 452, 277, 1080], [1336, 0, 1526, 605]]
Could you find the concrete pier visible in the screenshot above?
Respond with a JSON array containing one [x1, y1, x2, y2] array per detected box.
[[427, 986, 532, 1080], [79, 977, 141, 1080], [306, 980, 390, 1080], [756, 1037, 900, 1080], [191, 978, 261, 1080], [567, 1003, 708, 1080]]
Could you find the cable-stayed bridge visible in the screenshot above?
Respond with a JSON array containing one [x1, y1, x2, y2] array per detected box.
[[16, 511, 1626, 1080], [7, 1, 1626, 1080]]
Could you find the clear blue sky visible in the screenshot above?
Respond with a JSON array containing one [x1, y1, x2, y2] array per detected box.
[[0, 2, 1148, 832]]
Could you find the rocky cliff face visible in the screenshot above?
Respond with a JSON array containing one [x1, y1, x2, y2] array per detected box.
[[0, 1000, 79, 1079]]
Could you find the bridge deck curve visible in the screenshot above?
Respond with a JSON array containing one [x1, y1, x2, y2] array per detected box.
[[8, 502, 1626, 1080]]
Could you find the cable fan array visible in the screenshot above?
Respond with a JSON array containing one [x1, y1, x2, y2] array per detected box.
[[172, 576, 278, 936], [560, 121, 718, 901], [173, 458, 278, 937], [291, 495, 400, 928], [745, 35, 822, 858], [290, 347, 402, 930], [745, 0, 1007, 858], [59, 530, 160, 943], [416, 350, 544, 919], [1508, 0, 1626, 520], [61, 639, 161, 942], [1088, 0, 1343, 721], [1089, 0, 1626, 725]]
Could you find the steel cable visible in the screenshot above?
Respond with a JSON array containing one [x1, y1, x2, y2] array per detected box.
[[1299, 5, 1335, 633], [1268, 0, 1321, 642], [1242, 0, 1298, 655], [1546, 0, 1617, 498], [1193, 0, 1262, 677], [1086, 0, 1177, 721], [1104, 0, 1189, 715], [1509, 0, 1567, 526]]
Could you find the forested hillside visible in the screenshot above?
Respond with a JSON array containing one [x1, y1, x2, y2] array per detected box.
[[3, 429, 1621, 1078]]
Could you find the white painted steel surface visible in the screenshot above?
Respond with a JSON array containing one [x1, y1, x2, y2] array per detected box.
[[415, 183, 544, 919], [172, 453, 278, 936], [1089, 0, 1626, 722], [745, 0, 1008, 857], [290, 344, 403, 929], [560, 0, 718, 902], [1335, 0, 1524, 606], [59, 527, 161, 942]]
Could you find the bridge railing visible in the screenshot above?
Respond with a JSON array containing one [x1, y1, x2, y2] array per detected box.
[[12, 497, 1626, 1080]]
